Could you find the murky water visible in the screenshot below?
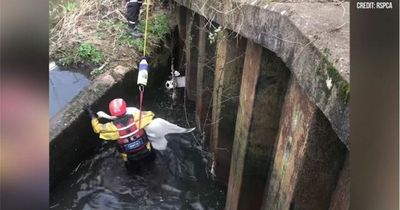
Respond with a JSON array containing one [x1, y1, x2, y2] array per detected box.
[[50, 83, 226, 209], [49, 64, 90, 118]]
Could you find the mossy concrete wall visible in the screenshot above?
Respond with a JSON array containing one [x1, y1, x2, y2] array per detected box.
[[177, 5, 187, 68], [195, 16, 217, 140], [210, 32, 246, 184], [50, 65, 133, 190], [185, 11, 199, 101], [174, 2, 350, 209], [261, 78, 347, 210], [174, 0, 350, 149], [225, 41, 290, 210]]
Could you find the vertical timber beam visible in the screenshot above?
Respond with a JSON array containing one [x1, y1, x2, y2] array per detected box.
[[225, 41, 290, 210], [210, 32, 246, 183], [262, 79, 347, 210], [195, 17, 216, 136], [178, 6, 186, 44], [176, 6, 186, 70], [185, 11, 199, 101]]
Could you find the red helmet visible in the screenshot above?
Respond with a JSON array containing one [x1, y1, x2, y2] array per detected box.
[[109, 98, 127, 117]]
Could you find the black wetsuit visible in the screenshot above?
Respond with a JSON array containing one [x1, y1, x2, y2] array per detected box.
[[126, 0, 143, 29]]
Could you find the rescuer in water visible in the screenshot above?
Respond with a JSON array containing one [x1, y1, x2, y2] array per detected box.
[[86, 98, 154, 169], [125, 0, 143, 38]]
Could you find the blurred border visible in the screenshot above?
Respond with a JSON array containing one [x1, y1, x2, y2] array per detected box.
[[1, 0, 50, 209], [0, 0, 399, 209], [351, 1, 399, 210]]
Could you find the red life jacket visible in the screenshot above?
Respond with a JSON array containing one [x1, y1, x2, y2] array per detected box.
[[113, 114, 147, 154]]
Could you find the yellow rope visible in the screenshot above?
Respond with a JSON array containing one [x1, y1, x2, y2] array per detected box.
[[143, 0, 150, 57]]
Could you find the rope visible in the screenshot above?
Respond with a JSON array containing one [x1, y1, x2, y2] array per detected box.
[[138, 86, 144, 129], [138, 0, 150, 129], [142, 0, 150, 57]]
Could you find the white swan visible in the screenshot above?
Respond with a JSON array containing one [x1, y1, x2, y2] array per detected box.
[[96, 107, 195, 150]]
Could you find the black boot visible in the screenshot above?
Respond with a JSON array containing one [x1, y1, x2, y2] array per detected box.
[[126, 0, 142, 38], [128, 25, 143, 38]]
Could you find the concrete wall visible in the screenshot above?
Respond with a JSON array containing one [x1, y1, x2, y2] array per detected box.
[[329, 155, 350, 210], [175, 0, 350, 149], [175, 3, 350, 210], [50, 72, 123, 189], [262, 78, 347, 210], [225, 41, 290, 210], [184, 11, 199, 101], [195, 16, 217, 141], [210, 31, 246, 183]]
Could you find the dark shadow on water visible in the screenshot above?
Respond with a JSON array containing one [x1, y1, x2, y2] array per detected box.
[[50, 76, 227, 210], [50, 28, 226, 208]]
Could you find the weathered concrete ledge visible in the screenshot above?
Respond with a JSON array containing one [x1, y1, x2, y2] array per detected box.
[[174, 0, 350, 148], [50, 65, 133, 189], [50, 65, 132, 141]]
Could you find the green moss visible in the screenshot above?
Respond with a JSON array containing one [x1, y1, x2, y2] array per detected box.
[[326, 62, 350, 104], [341, 82, 350, 103], [315, 59, 332, 100], [327, 63, 341, 83]]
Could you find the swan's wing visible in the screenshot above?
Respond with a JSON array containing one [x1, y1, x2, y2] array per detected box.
[[144, 118, 195, 150], [96, 111, 116, 120], [145, 134, 168, 150], [147, 118, 195, 135]]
